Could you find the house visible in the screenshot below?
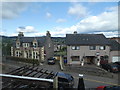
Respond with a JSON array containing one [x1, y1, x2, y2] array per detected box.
[[109, 40, 120, 63], [11, 31, 54, 63], [52, 37, 66, 52], [108, 37, 120, 44], [66, 31, 120, 66]]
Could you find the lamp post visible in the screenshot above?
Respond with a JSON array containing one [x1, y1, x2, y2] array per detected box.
[[77, 74, 85, 90]]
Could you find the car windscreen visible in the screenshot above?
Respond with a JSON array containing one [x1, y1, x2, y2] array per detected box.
[[58, 77, 69, 82]]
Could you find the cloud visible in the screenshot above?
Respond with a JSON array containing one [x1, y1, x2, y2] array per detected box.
[[68, 3, 89, 18], [92, 31, 118, 38], [50, 6, 118, 37], [56, 18, 66, 23], [1, 2, 28, 19], [46, 12, 52, 18], [0, 32, 6, 35], [88, 0, 119, 2], [16, 26, 38, 33]]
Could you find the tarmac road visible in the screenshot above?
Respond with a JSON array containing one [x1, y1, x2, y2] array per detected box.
[[2, 58, 119, 89]]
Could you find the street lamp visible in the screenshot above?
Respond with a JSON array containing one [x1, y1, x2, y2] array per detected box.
[[78, 74, 85, 90]]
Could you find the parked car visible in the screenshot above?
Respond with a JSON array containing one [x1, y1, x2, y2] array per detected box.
[[96, 85, 120, 90], [47, 57, 56, 65], [100, 63, 119, 73], [113, 62, 120, 72], [56, 72, 74, 88], [114, 61, 120, 65]]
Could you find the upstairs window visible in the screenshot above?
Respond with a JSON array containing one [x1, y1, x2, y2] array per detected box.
[[23, 43, 29, 47], [89, 46, 96, 50], [99, 46, 106, 50], [71, 46, 80, 50], [16, 43, 20, 48], [33, 42, 37, 48]]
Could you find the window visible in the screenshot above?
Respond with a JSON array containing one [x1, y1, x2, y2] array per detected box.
[[16, 51, 20, 57], [89, 46, 96, 50], [71, 46, 75, 50], [16, 43, 20, 48], [33, 51, 38, 59], [71, 56, 80, 61], [33, 43, 37, 48], [99, 46, 106, 50], [71, 46, 80, 50], [76, 46, 80, 50], [33, 52, 35, 59], [23, 43, 29, 47]]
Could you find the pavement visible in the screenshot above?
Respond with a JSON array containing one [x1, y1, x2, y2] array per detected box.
[[63, 64, 116, 78]]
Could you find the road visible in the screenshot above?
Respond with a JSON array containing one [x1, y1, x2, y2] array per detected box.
[[1, 58, 119, 89]]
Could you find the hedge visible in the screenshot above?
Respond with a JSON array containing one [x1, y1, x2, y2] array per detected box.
[[6, 56, 39, 65]]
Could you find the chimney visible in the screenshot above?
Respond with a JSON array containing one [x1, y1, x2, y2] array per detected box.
[[46, 31, 51, 37], [18, 32, 24, 38], [74, 31, 77, 34]]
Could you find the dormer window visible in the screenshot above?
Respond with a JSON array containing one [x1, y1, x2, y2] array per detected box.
[[33, 42, 37, 48], [16, 42, 20, 48]]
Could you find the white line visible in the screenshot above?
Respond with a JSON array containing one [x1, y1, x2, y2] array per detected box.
[[0, 74, 53, 82]]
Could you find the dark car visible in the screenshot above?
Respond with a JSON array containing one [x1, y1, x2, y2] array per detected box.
[[47, 57, 56, 65], [100, 63, 119, 73], [113, 62, 120, 72], [56, 72, 74, 88], [96, 85, 120, 90], [114, 61, 120, 65]]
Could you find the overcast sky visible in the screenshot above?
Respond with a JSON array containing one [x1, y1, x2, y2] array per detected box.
[[1, 0, 119, 37]]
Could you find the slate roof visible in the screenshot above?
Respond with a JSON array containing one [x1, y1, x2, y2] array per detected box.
[[109, 40, 120, 51], [66, 34, 110, 45], [14, 36, 46, 47]]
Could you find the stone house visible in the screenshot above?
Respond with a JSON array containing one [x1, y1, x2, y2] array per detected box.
[[11, 31, 54, 63]]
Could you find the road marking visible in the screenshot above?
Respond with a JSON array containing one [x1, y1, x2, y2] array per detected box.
[[74, 77, 120, 86]]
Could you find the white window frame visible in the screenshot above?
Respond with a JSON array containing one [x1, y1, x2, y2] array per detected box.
[[33, 42, 37, 48], [71, 46, 75, 50], [99, 46, 105, 50], [71, 46, 80, 50], [16, 43, 20, 48], [89, 46, 96, 50]]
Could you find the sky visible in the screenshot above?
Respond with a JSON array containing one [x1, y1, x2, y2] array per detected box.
[[0, 0, 119, 37]]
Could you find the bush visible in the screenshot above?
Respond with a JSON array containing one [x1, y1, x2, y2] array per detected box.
[[6, 56, 39, 65]]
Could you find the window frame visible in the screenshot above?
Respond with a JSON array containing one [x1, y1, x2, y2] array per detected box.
[[16, 42, 20, 48], [71, 46, 80, 50], [99, 46, 106, 50], [89, 46, 96, 50]]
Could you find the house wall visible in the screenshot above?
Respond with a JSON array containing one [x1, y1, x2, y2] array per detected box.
[[109, 51, 120, 63], [45, 33, 54, 60], [13, 46, 44, 63], [67, 45, 110, 65]]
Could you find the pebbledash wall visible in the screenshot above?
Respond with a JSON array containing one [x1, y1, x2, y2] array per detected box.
[[67, 45, 110, 65]]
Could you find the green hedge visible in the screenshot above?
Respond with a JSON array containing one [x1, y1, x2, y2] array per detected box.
[[6, 56, 39, 65]]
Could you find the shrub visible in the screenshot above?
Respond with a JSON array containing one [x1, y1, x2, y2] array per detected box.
[[6, 56, 39, 65]]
